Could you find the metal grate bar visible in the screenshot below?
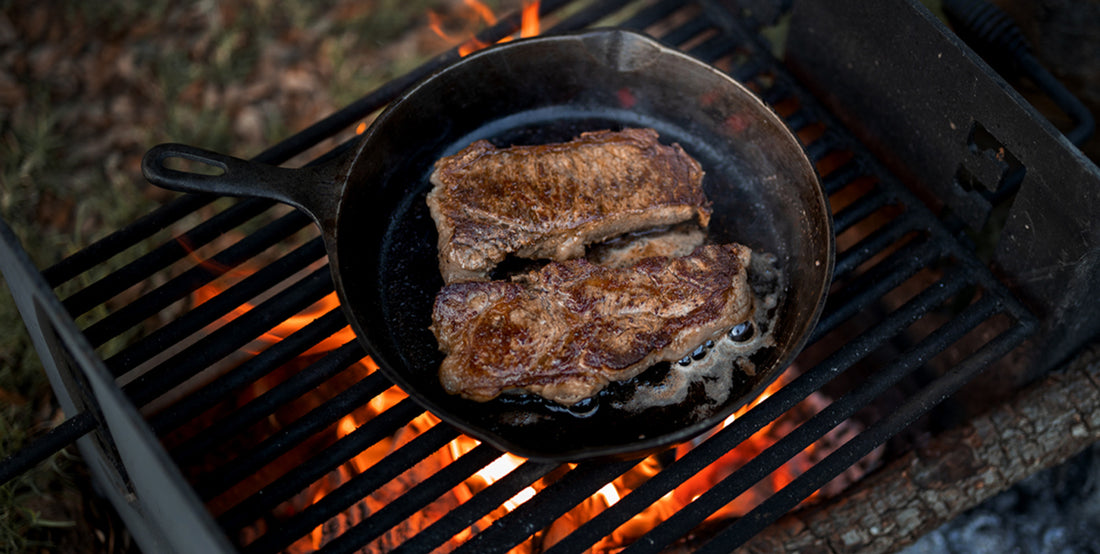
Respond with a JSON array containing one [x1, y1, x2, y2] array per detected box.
[[193, 371, 397, 501], [831, 186, 893, 235], [0, 412, 97, 486], [827, 232, 942, 310], [812, 238, 945, 344], [782, 109, 814, 133], [620, 0, 692, 30], [218, 396, 425, 532], [83, 210, 313, 348], [233, 423, 461, 553], [548, 0, 636, 32], [804, 132, 846, 162], [759, 81, 792, 106], [698, 318, 1035, 551], [61, 199, 274, 318], [544, 268, 971, 554], [831, 210, 922, 279], [732, 58, 770, 83], [316, 444, 505, 554], [820, 160, 867, 195], [105, 237, 326, 377], [395, 460, 560, 554], [154, 319, 355, 439], [659, 15, 714, 48], [453, 459, 643, 554], [42, 194, 216, 288], [123, 266, 333, 406], [687, 32, 742, 63], [627, 295, 1003, 554]]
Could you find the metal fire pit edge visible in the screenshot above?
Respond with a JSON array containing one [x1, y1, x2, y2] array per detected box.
[[785, 0, 1100, 375], [0, 220, 234, 554]]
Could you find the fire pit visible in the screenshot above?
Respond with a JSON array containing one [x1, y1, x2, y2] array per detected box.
[[2, 0, 1097, 552]]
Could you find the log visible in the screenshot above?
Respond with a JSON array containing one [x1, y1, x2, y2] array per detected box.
[[736, 344, 1100, 553]]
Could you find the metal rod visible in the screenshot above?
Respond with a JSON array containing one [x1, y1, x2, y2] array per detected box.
[[732, 58, 768, 83], [61, 198, 274, 318], [831, 185, 893, 235], [820, 159, 867, 196], [826, 232, 939, 309], [216, 396, 424, 532], [812, 239, 946, 343], [105, 237, 326, 377], [783, 108, 813, 133], [0, 412, 97, 486], [317, 444, 505, 554], [123, 266, 333, 407], [549, 0, 637, 32], [659, 16, 713, 48], [622, 296, 1002, 554], [543, 270, 972, 554], [394, 460, 560, 554], [803, 131, 844, 163], [83, 210, 312, 348], [696, 320, 1034, 552], [193, 372, 399, 501], [244, 424, 466, 554], [151, 313, 353, 437], [452, 459, 643, 554], [42, 194, 216, 288], [831, 210, 921, 280], [689, 33, 741, 64], [619, 0, 687, 30]]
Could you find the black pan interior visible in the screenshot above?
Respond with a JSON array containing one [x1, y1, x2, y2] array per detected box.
[[331, 30, 832, 461]]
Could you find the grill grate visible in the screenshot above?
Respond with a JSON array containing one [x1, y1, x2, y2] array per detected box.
[[1, 1, 1040, 553]]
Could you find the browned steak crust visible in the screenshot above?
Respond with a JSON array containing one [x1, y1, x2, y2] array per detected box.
[[427, 128, 710, 283], [430, 244, 753, 405]]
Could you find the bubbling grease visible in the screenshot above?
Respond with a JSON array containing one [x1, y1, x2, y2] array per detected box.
[[611, 252, 781, 414]]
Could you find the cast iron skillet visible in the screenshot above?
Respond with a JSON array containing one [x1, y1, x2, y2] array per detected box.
[[141, 29, 834, 462]]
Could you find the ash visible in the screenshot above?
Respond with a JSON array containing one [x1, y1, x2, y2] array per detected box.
[[902, 443, 1100, 554]]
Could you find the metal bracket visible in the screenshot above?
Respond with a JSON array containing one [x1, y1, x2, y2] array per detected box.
[[786, 0, 1100, 373]]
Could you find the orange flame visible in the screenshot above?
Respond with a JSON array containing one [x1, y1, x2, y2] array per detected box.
[[180, 234, 356, 356], [268, 360, 881, 553], [193, 252, 876, 550], [520, 0, 540, 37], [429, 0, 541, 58]]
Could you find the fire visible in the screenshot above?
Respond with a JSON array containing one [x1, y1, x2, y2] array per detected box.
[[183, 244, 875, 551], [190, 269, 352, 356], [429, 0, 541, 57], [269, 360, 878, 553]]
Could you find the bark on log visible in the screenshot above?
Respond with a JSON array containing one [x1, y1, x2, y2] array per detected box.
[[737, 345, 1100, 554]]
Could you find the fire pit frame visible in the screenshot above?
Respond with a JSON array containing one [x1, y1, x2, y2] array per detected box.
[[7, 0, 1096, 552]]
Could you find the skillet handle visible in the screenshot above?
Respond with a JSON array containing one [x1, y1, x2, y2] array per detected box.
[[141, 143, 341, 228]]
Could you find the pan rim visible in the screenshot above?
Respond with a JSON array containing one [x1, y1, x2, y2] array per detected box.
[[332, 28, 835, 462]]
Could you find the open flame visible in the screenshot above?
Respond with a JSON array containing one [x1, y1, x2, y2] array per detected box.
[[180, 242, 878, 552], [267, 361, 876, 553], [429, 0, 541, 57]]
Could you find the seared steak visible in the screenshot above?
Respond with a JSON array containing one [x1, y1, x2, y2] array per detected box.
[[427, 128, 710, 283], [586, 223, 706, 268], [431, 244, 753, 405]]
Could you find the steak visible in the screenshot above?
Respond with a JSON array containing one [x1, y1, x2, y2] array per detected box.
[[586, 223, 706, 268], [431, 244, 753, 405], [427, 128, 710, 283]]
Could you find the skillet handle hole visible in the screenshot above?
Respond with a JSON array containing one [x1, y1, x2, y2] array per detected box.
[[162, 155, 227, 177]]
